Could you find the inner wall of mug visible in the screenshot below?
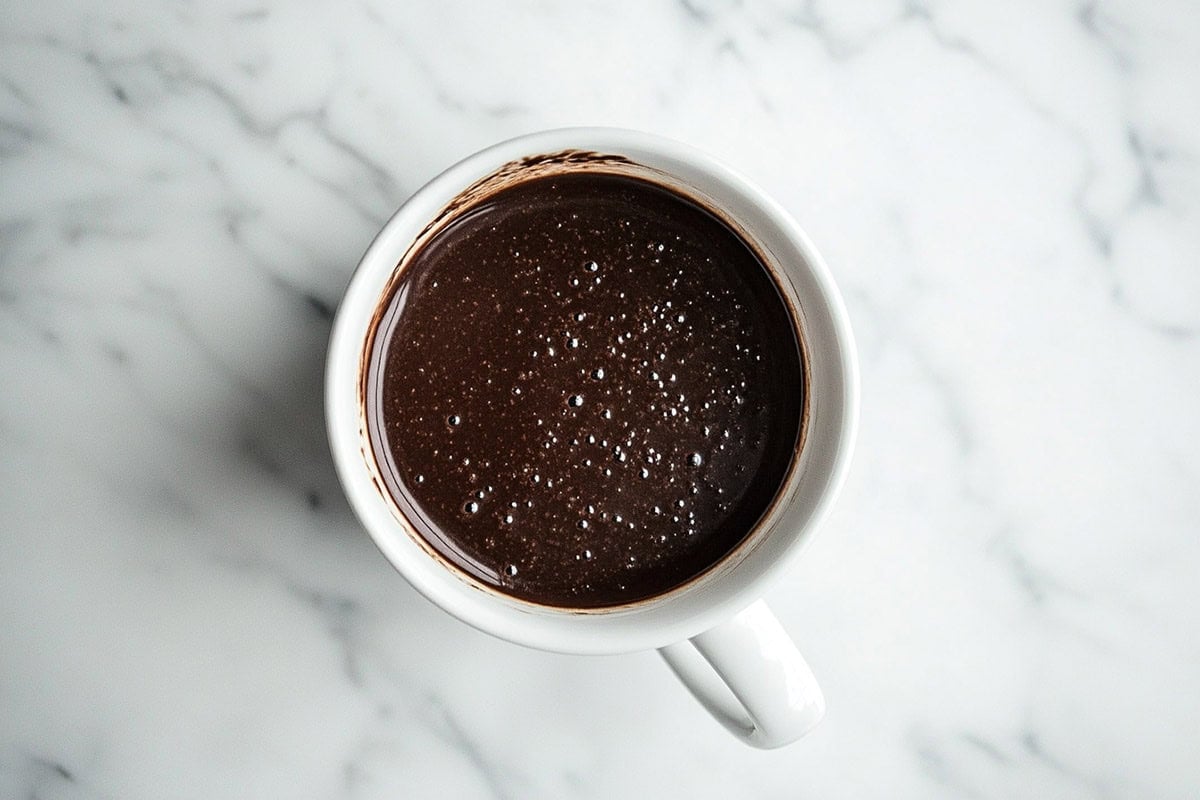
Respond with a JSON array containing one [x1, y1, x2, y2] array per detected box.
[[358, 153, 811, 616], [328, 128, 857, 654]]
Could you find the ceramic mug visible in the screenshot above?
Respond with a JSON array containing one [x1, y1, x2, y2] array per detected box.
[[326, 128, 858, 748]]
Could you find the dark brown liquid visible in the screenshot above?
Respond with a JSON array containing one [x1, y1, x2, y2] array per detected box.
[[366, 172, 802, 608]]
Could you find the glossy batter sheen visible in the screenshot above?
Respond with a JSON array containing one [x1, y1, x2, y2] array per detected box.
[[367, 171, 803, 607]]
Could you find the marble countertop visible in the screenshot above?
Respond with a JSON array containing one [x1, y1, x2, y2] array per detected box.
[[3, 1, 1198, 797]]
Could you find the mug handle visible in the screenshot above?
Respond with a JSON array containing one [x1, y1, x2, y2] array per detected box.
[[659, 599, 824, 748]]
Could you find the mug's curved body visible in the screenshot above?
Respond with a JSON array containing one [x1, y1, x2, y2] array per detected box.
[[326, 128, 858, 747]]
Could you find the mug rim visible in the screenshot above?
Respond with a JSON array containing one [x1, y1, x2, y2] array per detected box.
[[326, 127, 858, 654]]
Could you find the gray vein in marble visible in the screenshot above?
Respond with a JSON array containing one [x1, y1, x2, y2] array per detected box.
[[0, 117, 35, 157], [895, 0, 1120, 157], [712, 37, 775, 114], [747, 0, 1009, 66], [1062, 12, 1196, 338], [1072, 158, 1117, 259], [1020, 729, 1126, 799], [0, 74, 38, 108], [286, 583, 366, 687], [775, 0, 903, 60], [912, 733, 986, 800], [1, 752, 113, 800], [1073, 143, 1197, 339], [1077, 1, 1133, 71], [1125, 128, 1163, 206], [760, 0, 1176, 341], [902, 1, 994, 64], [138, 279, 277, 409], [232, 8, 270, 23], [0, 283, 69, 351], [202, 547, 525, 799], [914, 727, 1131, 800], [221, 208, 339, 321], [422, 696, 515, 800], [313, 123, 401, 201], [777, 1, 1200, 341], [1, 271, 335, 515], [99, 339, 129, 365], [960, 733, 1013, 766], [1, 383, 203, 520], [759, 0, 1171, 292], [978, 510, 1136, 657], [28, 754, 75, 784], [845, 286, 975, 457], [277, 147, 391, 228], [152, 295, 340, 515], [341, 758, 367, 795], [9, 34, 401, 227], [59, 218, 150, 246], [212, 549, 371, 691], [0, 219, 32, 276], [846, 280, 1107, 627], [985, 530, 1088, 611], [306, 488, 323, 510], [1107, 275, 1195, 340], [4, 256, 322, 521], [676, 0, 717, 26], [357, 2, 529, 120]]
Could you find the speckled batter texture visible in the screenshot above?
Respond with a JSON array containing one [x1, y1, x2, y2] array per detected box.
[[367, 172, 803, 607]]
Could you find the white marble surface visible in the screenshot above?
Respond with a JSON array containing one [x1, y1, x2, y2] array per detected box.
[[2, 0, 1199, 796]]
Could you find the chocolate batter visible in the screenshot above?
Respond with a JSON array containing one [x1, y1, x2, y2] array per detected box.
[[366, 171, 803, 607]]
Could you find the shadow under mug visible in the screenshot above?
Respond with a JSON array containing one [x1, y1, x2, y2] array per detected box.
[[326, 128, 859, 748]]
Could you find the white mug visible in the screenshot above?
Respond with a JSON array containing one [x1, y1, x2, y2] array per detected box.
[[326, 128, 858, 748]]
